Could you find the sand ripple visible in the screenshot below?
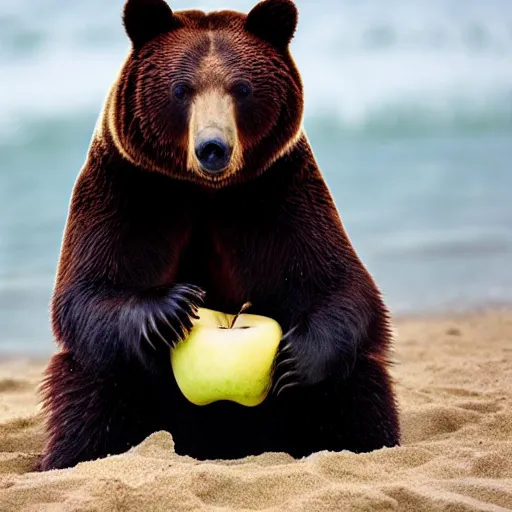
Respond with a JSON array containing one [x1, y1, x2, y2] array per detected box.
[[1, 310, 511, 511]]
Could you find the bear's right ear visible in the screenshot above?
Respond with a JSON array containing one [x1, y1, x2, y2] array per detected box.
[[123, 0, 181, 49]]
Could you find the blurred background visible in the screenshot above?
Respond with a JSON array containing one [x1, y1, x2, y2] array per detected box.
[[1, 0, 511, 356]]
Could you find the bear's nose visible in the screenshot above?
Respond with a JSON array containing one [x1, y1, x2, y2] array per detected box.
[[195, 138, 232, 174]]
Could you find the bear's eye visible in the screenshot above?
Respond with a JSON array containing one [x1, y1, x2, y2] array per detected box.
[[173, 84, 189, 101], [232, 82, 253, 100]]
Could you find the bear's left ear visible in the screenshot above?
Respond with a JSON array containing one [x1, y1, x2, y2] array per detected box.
[[123, 0, 181, 49], [245, 0, 298, 49]]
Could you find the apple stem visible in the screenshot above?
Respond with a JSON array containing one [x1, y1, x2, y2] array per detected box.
[[230, 302, 252, 329]]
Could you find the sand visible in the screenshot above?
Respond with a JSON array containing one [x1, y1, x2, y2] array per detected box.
[[1, 309, 512, 512]]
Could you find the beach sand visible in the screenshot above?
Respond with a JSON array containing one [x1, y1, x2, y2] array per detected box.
[[1, 309, 511, 511]]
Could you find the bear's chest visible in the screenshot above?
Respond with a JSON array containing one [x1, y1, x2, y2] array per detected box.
[[174, 218, 254, 314], [174, 208, 286, 317], [169, 181, 299, 321]]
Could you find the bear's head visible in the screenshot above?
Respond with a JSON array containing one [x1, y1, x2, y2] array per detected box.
[[104, 0, 304, 187]]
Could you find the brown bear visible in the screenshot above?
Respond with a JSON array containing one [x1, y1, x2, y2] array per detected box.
[[38, 0, 400, 471]]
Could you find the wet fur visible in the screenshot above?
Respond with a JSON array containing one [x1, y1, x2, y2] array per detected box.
[[38, 0, 400, 471]]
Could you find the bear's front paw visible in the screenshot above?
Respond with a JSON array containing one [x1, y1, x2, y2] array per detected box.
[[121, 284, 205, 364], [271, 321, 349, 396], [142, 284, 206, 351], [271, 326, 302, 396]]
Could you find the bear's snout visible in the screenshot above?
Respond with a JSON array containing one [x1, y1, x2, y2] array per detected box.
[[195, 135, 232, 174], [187, 89, 242, 178]]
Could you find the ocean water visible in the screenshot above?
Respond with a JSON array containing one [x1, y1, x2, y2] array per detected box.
[[1, 0, 512, 355]]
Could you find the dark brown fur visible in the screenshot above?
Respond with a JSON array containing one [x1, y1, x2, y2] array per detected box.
[[38, 0, 400, 471]]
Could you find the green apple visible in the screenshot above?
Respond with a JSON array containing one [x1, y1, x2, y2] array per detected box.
[[170, 305, 282, 407]]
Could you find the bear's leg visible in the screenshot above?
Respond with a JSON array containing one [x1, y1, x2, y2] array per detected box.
[[274, 355, 400, 458], [38, 351, 167, 471]]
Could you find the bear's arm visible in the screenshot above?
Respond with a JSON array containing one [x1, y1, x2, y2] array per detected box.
[[51, 141, 203, 372], [256, 149, 391, 391]]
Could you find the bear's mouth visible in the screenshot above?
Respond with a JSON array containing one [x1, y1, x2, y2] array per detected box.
[[190, 165, 242, 188]]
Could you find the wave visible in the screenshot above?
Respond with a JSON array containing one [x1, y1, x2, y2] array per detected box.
[[1, 98, 511, 152], [305, 94, 512, 138], [1, 0, 512, 140]]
